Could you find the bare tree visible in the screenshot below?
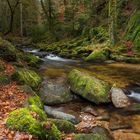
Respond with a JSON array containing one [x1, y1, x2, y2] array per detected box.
[[5, 0, 20, 34]]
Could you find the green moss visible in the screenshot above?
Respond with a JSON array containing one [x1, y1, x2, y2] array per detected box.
[[48, 119, 75, 133], [125, 10, 140, 53], [23, 53, 41, 67], [85, 49, 110, 62], [28, 96, 44, 109], [28, 105, 47, 121], [68, 69, 111, 104], [0, 75, 10, 85], [0, 37, 17, 61], [111, 54, 140, 63], [12, 68, 42, 89], [6, 108, 44, 138], [45, 123, 62, 140]]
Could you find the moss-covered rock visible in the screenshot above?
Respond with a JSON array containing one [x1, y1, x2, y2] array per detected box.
[[73, 133, 110, 140], [85, 49, 110, 62], [48, 119, 75, 133], [68, 69, 111, 104], [6, 108, 45, 138], [12, 68, 42, 89], [0, 37, 17, 61], [6, 108, 62, 140], [111, 54, 140, 63]]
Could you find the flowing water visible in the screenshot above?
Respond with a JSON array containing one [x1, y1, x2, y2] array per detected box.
[[24, 47, 140, 139]]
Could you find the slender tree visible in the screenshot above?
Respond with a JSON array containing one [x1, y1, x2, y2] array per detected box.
[[108, 0, 117, 45], [5, 0, 20, 34]]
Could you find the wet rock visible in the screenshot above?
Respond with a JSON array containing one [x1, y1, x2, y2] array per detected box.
[[68, 69, 111, 104], [74, 126, 113, 140], [109, 113, 131, 131], [92, 126, 113, 139], [124, 103, 140, 112], [48, 118, 75, 133], [44, 106, 79, 124], [82, 106, 98, 116], [39, 78, 74, 105], [97, 113, 110, 121], [110, 87, 131, 108]]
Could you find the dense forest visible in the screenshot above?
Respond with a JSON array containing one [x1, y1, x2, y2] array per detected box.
[[0, 0, 140, 140]]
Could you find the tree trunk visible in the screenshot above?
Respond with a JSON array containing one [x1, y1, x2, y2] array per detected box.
[[109, 0, 117, 46]]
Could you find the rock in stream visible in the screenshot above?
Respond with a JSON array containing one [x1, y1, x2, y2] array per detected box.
[[44, 105, 79, 124], [39, 77, 74, 105]]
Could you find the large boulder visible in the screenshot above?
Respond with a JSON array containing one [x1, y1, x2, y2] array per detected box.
[[12, 68, 42, 89], [68, 69, 111, 104], [39, 78, 74, 105]]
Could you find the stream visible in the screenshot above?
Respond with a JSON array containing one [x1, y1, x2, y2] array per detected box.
[[23, 47, 140, 140]]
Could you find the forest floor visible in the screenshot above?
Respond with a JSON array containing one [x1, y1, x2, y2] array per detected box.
[[0, 60, 37, 140]]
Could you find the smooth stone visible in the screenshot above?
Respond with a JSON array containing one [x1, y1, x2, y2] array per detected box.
[[44, 105, 79, 124], [110, 87, 131, 108]]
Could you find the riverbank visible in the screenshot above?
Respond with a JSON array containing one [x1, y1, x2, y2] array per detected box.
[[0, 37, 140, 140]]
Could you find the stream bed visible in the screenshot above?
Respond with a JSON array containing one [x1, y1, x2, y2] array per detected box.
[[24, 47, 140, 140]]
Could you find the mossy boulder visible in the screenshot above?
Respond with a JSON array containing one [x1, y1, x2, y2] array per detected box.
[[85, 49, 110, 62], [6, 108, 61, 140], [12, 68, 42, 89], [68, 69, 111, 104], [48, 119, 75, 133], [0, 37, 17, 61], [6, 108, 45, 138]]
